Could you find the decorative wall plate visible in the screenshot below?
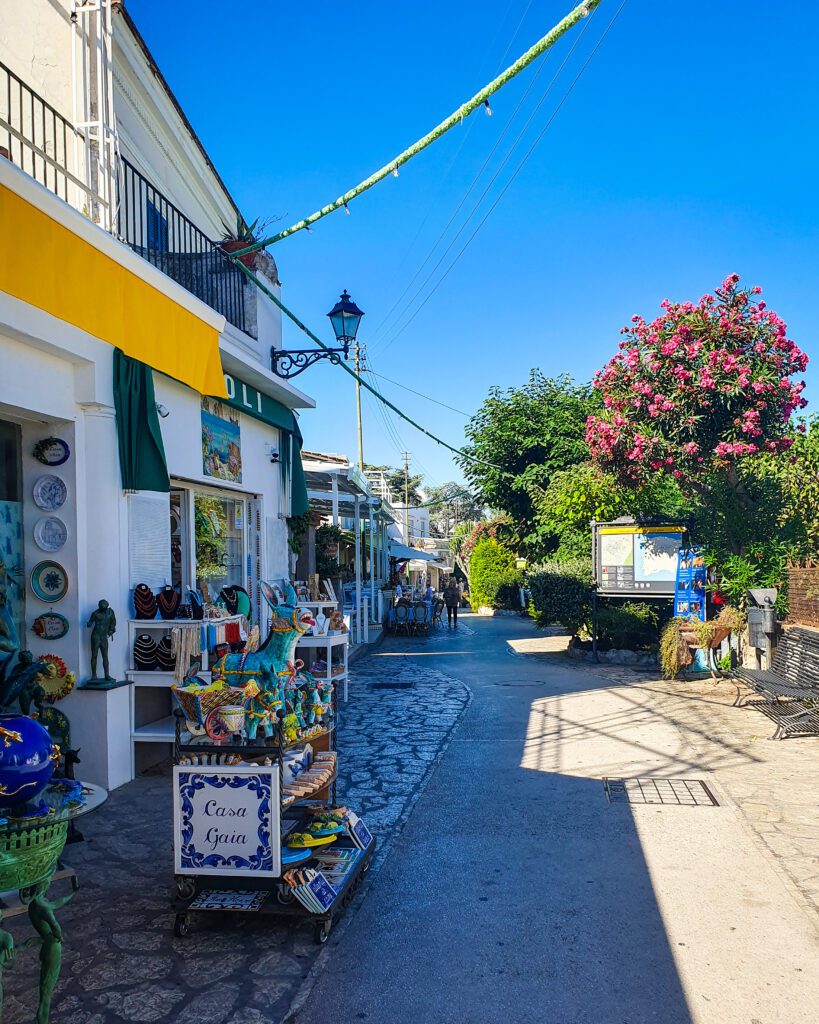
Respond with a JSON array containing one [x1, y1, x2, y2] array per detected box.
[[33, 516, 68, 552], [31, 612, 70, 640], [37, 653, 76, 703], [30, 560, 69, 602], [33, 475, 67, 511], [33, 437, 70, 466]]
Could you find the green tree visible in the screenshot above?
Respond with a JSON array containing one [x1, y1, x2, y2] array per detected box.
[[425, 482, 485, 538], [458, 372, 598, 558], [468, 538, 519, 611], [364, 463, 424, 505]]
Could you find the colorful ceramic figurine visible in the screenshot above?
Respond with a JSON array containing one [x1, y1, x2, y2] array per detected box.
[[240, 679, 281, 741], [213, 583, 314, 708]]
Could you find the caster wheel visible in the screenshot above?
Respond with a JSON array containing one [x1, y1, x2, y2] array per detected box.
[[314, 919, 332, 944], [276, 887, 295, 905], [174, 914, 191, 938], [176, 876, 196, 901]]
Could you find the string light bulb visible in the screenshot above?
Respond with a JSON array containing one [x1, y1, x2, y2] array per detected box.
[[305, 225, 313, 233], [344, 203, 351, 215], [393, 165, 400, 178], [484, 99, 493, 117]]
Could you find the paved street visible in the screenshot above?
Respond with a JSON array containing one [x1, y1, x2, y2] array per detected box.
[[294, 613, 819, 1024]]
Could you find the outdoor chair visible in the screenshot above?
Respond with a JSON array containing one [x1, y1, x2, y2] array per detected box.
[[432, 599, 444, 627], [394, 603, 410, 636], [733, 626, 819, 739], [411, 601, 430, 637]]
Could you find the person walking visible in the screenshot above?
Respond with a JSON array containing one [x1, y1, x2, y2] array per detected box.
[[443, 577, 460, 627]]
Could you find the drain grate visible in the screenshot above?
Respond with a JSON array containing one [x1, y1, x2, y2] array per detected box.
[[603, 777, 719, 807], [371, 681, 414, 690]]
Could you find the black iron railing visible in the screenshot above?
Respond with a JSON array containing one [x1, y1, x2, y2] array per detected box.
[[0, 60, 104, 212], [118, 158, 247, 334]]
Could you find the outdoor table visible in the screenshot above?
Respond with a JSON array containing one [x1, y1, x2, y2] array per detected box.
[[0, 782, 107, 1022]]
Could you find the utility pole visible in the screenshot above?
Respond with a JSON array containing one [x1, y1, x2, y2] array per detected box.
[[354, 342, 366, 468], [402, 450, 411, 544]]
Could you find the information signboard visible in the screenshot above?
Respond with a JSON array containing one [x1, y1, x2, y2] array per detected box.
[[674, 546, 707, 620], [593, 521, 686, 597]]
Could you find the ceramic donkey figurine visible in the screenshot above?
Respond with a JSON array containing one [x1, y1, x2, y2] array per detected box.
[[212, 582, 314, 740]]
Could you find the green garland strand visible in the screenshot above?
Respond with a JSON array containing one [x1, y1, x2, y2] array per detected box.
[[231, 260, 508, 474], [233, 0, 602, 254]]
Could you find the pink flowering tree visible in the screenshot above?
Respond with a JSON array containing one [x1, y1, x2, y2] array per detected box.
[[586, 275, 808, 517]]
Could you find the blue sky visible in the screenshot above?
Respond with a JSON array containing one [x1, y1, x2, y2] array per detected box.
[[130, 0, 819, 488]]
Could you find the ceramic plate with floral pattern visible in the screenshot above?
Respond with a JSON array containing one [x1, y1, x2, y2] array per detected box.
[[30, 560, 69, 602], [33, 475, 67, 511]]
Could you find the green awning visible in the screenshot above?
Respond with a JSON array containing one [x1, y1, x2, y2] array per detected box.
[[113, 349, 170, 492]]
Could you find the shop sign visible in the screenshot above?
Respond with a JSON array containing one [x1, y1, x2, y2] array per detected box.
[[593, 521, 685, 597], [221, 373, 294, 434], [173, 765, 281, 877]]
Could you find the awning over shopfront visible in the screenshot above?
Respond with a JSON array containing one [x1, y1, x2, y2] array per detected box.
[[389, 542, 440, 562], [0, 174, 226, 397]]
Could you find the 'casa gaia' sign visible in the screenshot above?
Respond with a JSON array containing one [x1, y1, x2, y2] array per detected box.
[[173, 765, 280, 877]]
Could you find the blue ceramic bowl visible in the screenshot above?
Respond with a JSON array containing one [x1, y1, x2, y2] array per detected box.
[[0, 714, 56, 808]]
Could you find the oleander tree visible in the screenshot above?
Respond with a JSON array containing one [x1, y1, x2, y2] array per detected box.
[[586, 275, 808, 547]]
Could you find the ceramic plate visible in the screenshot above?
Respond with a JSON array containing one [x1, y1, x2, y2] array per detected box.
[[33, 436, 70, 466], [286, 834, 337, 849], [31, 612, 69, 640], [33, 475, 67, 511], [34, 516, 68, 552], [281, 846, 312, 865], [30, 560, 69, 602], [308, 824, 346, 837], [38, 653, 75, 703]]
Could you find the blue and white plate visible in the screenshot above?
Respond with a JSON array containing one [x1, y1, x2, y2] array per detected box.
[[34, 516, 68, 552], [33, 475, 67, 511]]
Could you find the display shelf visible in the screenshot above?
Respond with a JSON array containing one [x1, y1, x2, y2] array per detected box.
[[295, 633, 348, 647], [280, 726, 334, 752], [132, 716, 178, 741], [296, 630, 349, 702], [282, 770, 337, 808]]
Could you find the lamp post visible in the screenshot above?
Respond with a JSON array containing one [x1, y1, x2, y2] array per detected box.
[[327, 290, 365, 468]]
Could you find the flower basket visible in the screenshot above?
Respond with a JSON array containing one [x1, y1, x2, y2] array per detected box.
[[0, 818, 68, 891]]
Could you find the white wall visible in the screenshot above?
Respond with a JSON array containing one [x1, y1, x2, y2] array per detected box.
[[0, 0, 76, 119]]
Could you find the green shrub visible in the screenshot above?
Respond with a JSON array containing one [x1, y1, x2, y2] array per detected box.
[[469, 539, 519, 610], [528, 558, 593, 632], [593, 601, 660, 650]]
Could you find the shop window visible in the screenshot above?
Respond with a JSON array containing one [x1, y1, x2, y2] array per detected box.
[[0, 420, 24, 640], [194, 492, 245, 603]]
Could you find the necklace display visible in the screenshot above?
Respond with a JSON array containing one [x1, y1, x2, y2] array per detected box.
[[156, 634, 176, 671], [133, 584, 157, 620], [157, 585, 181, 620], [133, 634, 158, 670]]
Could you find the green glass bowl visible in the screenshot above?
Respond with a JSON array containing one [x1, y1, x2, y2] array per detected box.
[[0, 819, 68, 892]]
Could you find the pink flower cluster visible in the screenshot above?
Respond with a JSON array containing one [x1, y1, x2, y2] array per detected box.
[[586, 275, 809, 489]]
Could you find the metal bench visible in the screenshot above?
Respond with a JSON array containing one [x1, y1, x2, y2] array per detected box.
[[733, 626, 819, 739]]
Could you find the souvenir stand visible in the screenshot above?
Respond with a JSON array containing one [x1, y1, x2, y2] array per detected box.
[[170, 583, 374, 944]]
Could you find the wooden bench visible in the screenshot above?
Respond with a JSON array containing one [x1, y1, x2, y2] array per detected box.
[[733, 626, 819, 739]]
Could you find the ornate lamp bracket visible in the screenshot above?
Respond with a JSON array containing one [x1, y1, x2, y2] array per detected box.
[[270, 343, 349, 379]]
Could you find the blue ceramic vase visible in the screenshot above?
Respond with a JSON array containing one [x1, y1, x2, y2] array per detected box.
[[0, 714, 56, 807]]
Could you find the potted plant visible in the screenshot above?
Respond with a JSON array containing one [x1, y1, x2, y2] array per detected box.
[[220, 215, 265, 268]]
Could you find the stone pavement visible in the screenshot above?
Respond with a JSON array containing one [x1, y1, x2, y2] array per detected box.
[[295, 613, 819, 1024], [3, 645, 470, 1024]]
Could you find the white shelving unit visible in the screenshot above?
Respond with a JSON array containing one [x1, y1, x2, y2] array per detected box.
[[126, 616, 244, 777], [295, 632, 350, 702]]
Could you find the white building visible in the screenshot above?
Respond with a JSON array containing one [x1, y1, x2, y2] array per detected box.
[[0, 2, 313, 788]]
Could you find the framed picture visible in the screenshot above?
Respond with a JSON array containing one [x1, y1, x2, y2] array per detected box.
[[201, 397, 242, 484], [173, 765, 280, 878]]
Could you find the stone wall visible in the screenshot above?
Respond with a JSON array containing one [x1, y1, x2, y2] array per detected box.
[[786, 564, 819, 627]]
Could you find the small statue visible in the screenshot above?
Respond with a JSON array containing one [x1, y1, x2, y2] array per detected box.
[[0, 650, 49, 712], [86, 600, 116, 682], [24, 884, 76, 1024]]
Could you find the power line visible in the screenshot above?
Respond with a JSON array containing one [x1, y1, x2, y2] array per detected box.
[[375, 4, 599, 354], [376, 0, 628, 351], [366, 370, 470, 417], [231, 0, 604, 252]]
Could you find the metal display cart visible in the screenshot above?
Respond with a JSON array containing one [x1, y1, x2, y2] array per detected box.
[[170, 674, 376, 943]]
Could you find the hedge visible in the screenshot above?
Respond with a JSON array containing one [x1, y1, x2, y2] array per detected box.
[[469, 539, 521, 611], [528, 558, 594, 632]]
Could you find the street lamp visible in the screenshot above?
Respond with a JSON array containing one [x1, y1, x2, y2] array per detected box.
[[328, 291, 367, 469], [326, 289, 365, 347], [270, 289, 364, 380]]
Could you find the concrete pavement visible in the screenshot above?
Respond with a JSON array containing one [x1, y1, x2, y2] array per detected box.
[[293, 613, 819, 1024]]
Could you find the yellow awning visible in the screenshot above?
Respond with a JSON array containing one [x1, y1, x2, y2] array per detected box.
[[0, 184, 226, 397]]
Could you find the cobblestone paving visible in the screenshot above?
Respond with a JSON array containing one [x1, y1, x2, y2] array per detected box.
[[3, 648, 470, 1024]]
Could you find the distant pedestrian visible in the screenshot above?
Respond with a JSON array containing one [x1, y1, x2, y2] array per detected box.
[[443, 577, 460, 627], [424, 583, 435, 602]]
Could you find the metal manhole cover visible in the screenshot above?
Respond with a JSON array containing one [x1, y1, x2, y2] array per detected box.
[[603, 777, 719, 806]]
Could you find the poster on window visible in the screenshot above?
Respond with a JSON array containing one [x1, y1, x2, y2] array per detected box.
[[674, 546, 707, 620], [201, 398, 242, 484]]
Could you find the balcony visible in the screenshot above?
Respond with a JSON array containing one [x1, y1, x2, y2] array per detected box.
[[118, 158, 249, 335], [0, 61, 249, 336]]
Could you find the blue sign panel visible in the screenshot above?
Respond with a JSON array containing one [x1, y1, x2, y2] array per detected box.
[[674, 547, 707, 621]]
